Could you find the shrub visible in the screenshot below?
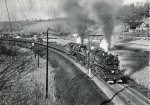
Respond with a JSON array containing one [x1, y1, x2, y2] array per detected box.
[[49, 58, 59, 68], [0, 44, 18, 56]]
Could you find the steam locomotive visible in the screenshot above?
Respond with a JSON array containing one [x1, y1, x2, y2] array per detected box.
[[65, 42, 126, 83]]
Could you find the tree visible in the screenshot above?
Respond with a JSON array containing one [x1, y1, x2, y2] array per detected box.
[[117, 2, 149, 28]]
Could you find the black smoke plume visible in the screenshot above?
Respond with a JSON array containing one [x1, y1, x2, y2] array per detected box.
[[62, 0, 93, 44], [93, 2, 114, 50], [92, 0, 123, 51]]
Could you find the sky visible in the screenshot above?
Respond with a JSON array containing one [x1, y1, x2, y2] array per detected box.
[[124, 0, 147, 4], [0, 0, 64, 21], [0, 0, 148, 21]]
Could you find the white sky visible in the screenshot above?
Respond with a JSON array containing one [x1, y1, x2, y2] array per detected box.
[[0, 0, 148, 21], [124, 0, 147, 4]]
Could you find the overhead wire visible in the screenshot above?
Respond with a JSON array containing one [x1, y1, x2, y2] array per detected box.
[[28, 0, 39, 32], [46, 0, 49, 18], [1, 0, 58, 34], [42, 0, 49, 32], [17, 0, 36, 31], [33, 0, 43, 32], [23, 0, 39, 32], [43, 0, 49, 31], [38, 0, 44, 32], [47, 0, 52, 31], [52, 0, 55, 31], [4, 0, 13, 35], [0, 7, 5, 21], [0, 1, 5, 17], [21, 0, 38, 32], [31, 0, 43, 32]]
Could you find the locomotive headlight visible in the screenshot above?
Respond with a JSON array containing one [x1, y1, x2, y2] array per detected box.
[[111, 70, 115, 73]]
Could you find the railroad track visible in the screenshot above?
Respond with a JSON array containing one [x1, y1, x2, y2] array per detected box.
[[48, 46, 150, 105], [1, 39, 150, 105]]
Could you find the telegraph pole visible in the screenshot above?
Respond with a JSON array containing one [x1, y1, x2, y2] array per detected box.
[[46, 29, 49, 98], [4, 0, 13, 35], [38, 46, 40, 68], [88, 35, 91, 77], [4, 0, 15, 45]]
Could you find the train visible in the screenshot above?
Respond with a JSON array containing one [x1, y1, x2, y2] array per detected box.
[[64, 42, 127, 84], [1, 37, 127, 84]]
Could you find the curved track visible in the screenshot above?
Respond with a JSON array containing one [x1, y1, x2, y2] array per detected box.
[[1, 39, 150, 105], [48, 46, 150, 105]]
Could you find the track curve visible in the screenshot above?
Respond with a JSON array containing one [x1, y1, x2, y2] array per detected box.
[[48, 46, 150, 105]]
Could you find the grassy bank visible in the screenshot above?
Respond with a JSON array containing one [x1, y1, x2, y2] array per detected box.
[[0, 47, 37, 104]]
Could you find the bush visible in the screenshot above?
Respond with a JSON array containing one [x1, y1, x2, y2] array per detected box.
[[0, 44, 18, 56], [0, 45, 8, 54], [50, 58, 59, 68]]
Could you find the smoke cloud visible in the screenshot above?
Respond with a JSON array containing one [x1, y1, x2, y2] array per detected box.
[[62, 0, 123, 46], [92, 0, 123, 51], [93, 1, 114, 50], [0, 0, 123, 47], [62, 0, 94, 44]]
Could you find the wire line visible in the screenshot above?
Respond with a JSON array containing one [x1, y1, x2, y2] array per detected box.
[[4, 0, 13, 35]]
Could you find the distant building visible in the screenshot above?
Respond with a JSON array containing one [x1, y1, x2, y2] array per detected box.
[[15, 36, 21, 39], [125, 18, 150, 33], [33, 35, 38, 41], [136, 17, 149, 32], [136, 23, 149, 31], [125, 24, 139, 33]]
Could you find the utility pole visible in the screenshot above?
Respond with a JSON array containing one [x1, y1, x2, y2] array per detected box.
[[38, 46, 40, 68], [88, 35, 91, 77], [88, 34, 103, 78], [4, 0, 15, 45], [46, 29, 49, 98], [0, 31, 2, 40]]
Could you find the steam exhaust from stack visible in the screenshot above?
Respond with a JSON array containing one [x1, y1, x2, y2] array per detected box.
[[100, 39, 109, 52]]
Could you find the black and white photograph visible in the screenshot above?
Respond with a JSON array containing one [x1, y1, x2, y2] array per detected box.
[[0, 0, 149, 105]]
